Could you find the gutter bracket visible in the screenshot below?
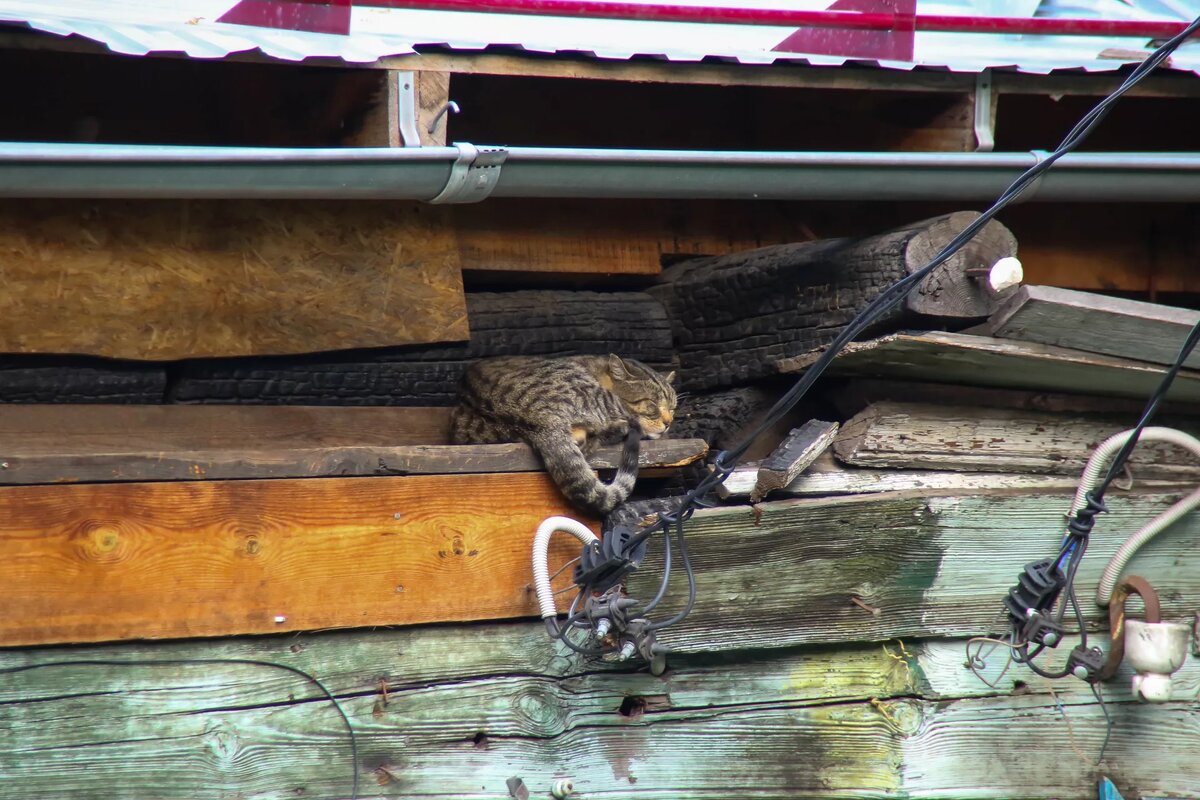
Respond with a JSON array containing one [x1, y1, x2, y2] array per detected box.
[[397, 71, 422, 148], [974, 69, 995, 153], [1019, 149, 1051, 202], [428, 143, 508, 204]]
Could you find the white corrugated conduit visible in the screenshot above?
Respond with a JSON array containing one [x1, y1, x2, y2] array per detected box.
[[1074, 427, 1200, 606], [532, 515, 598, 621]]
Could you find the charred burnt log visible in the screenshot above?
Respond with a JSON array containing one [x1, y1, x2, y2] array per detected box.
[[170, 290, 675, 406], [649, 211, 1019, 391]]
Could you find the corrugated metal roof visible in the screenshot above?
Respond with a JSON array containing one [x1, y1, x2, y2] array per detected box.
[[0, 0, 1198, 75]]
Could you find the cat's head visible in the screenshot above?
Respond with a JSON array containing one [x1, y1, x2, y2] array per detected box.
[[604, 355, 677, 439]]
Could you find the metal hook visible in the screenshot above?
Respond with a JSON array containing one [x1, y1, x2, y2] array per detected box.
[[428, 100, 461, 134]]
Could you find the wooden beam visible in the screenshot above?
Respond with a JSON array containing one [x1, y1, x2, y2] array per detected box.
[[414, 70, 453, 147], [1, 473, 594, 647], [987, 285, 1200, 369], [833, 400, 1200, 475], [0, 199, 467, 360], [344, 70, 453, 147], [341, 70, 402, 147], [1002, 203, 1200, 295], [0, 404, 706, 484], [777, 331, 1200, 403]]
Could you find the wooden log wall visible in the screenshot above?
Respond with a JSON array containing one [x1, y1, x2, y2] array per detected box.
[[5, 488, 1200, 797]]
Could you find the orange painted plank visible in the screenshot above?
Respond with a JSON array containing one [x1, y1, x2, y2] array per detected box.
[[3, 473, 592, 647]]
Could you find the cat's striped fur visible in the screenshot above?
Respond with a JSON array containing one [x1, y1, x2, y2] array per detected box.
[[450, 354, 677, 515]]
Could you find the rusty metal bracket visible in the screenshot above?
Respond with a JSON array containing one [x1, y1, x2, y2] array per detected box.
[[1098, 574, 1161, 680]]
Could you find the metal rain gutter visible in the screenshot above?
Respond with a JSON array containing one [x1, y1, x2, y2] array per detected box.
[[1, 142, 1199, 203]]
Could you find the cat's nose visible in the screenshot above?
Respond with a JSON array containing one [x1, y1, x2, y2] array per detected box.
[[661, 409, 673, 425]]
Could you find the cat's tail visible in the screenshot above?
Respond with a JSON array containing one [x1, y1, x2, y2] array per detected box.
[[528, 425, 641, 516]]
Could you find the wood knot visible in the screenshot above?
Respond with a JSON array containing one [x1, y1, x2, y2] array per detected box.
[[71, 519, 133, 564]]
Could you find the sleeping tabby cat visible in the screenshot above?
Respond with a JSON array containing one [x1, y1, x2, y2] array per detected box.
[[450, 354, 677, 515]]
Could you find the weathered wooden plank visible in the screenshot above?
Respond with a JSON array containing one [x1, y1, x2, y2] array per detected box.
[[0, 199, 467, 360], [777, 331, 1200, 403], [829, 377, 1200, 418], [0, 474, 593, 647], [0, 404, 706, 484], [1, 627, 1195, 798], [834, 400, 1200, 476], [4, 440, 706, 484], [716, 452, 1191, 499], [751, 420, 838, 502], [988, 285, 1200, 369], [628, 490, 1200, 654], [452, 199, 823, 277]]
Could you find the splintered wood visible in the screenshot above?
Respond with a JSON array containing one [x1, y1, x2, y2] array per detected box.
[[0, 473, 590, 647], [0, 200, 468, 359], [751, 420, 838, 502]]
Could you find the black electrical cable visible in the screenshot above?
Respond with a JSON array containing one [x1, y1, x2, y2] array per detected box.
[[1091, 681, 1114, 763], [637, 523, 673, 615], [618, 10, 1200, 640], [1092, 316, 1200, 501], [0, 657, 360, 800], [1019, 299, 1200, 676], [647, 514, 697, 632]]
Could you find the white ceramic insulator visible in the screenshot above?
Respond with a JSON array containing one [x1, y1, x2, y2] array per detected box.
[[532, 516, 598, 620], [1133, 671, 1175, 702], [989, 256, 1024, 293], [551, 778, 575, 798], [1071, 428, 1200, 606]]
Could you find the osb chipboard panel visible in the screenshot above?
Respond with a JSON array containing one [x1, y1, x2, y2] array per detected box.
[[0, 200, 468, 360], [2, 472, 590, 646]]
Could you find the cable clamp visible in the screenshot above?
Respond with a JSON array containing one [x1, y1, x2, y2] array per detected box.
[[428, 142, 507, 204], [1066, 491, 1108, 539]]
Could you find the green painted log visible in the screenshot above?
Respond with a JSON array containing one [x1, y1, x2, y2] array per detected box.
[[3, 626, 1200, 799], [627, 490, 1200, 653]]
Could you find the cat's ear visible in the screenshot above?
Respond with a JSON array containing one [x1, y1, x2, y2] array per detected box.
[[664, 371, 676, 384], [607, 354, 635, 380]]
